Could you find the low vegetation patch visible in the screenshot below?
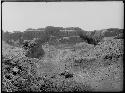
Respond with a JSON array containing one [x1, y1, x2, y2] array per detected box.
[[2, 31, 123, 92]]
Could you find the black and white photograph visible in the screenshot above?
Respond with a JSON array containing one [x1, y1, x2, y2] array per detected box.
[[2, 1, 124, 92]]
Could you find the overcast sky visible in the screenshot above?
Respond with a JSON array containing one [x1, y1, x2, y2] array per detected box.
[[2, 1, 124, 32]]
